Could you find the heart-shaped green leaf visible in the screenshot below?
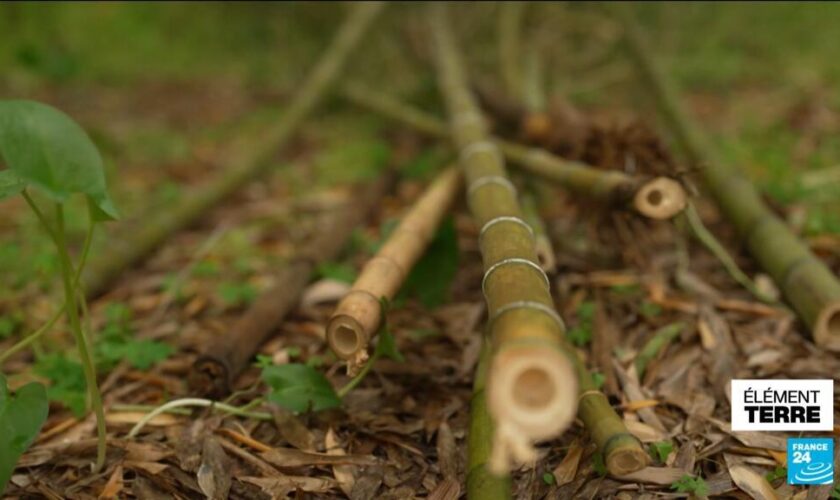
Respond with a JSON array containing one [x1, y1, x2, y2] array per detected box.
[[262, 364, 340, 413], [0, 100, 118, 220], [0, 374, 49, 494]]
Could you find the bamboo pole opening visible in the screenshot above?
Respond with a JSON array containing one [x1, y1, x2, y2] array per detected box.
[[487, 347, 577, 441], [326, 314, 366, 360], [815, 302, 840, 349], [633, 176, 687, 220]]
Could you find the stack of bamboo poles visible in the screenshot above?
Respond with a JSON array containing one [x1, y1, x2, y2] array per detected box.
[[615, 6, 840, 350]]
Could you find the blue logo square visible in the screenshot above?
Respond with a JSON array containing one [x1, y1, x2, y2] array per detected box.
[[787, 438, 834, 485]]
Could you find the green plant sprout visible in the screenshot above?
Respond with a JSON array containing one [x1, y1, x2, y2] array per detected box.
[[0, 99, 120, 474]]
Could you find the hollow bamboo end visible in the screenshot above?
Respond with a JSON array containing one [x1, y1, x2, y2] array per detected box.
[[814, 301, 840, 351], [486, 346, 578, 441], [633, 177, 687, 220], [605, 436, 650, 476], [326, 314, 366, 361]]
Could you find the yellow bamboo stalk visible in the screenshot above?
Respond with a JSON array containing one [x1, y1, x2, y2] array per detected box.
[[615, 6, 840, 349], [326, 167, 462, 371], [340, 83, 687, 220], [430, 4, 578, 474]]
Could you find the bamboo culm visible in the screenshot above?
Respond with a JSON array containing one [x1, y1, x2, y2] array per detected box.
[[433, 4, 648, 476], [83, 2, 385, 298], [341, 83, 687, 220], [431, 3, 579, 472], [326, 167, 462, 372], [616, 5, 840, 349]]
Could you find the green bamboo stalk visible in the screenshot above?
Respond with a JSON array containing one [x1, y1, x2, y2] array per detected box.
[[467, 339, 512, 500], [429, 4, 647, 476], [340, 83, 687, 220], [82, 2, 385, 298], [615, 6, 840, 349]]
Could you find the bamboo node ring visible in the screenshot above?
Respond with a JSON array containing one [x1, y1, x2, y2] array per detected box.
[[479, 216, 534, 244], [482, 258, 550, 296], [487, 300, 565, 331], [578, 389, 608, 404], [460, 141, 503, 164], [467, 176, 516, 198]]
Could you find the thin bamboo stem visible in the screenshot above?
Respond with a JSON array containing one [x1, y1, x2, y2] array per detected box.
[[467, 339, 511, 500], [615, 6, 840, 349], [82, 2, 385, 298], [326, 167, 462, 371], [341, 83, 686, 220]]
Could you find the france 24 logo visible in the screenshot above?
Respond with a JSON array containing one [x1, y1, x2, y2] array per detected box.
[[787, 438, 834, 485]]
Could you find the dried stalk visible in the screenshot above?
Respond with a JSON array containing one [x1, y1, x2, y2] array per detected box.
[[341, 83, 687, 220], [326, 167, 462, 371], [616, 6, 840, 349], [83, 2, 385, 298], [467, 339, 512, 500], [189, 174, 394, 397]]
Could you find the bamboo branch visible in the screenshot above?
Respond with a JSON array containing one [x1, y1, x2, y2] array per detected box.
[[615, 6, 840, 349], [83, 2, 385, 298], [467, 339, 512, 500], [188, 174, 394, 397], [341, 83, 687, 220], [326, 167, 462, 371]]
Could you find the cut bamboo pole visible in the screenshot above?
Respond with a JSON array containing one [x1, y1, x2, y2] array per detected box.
[[326, 167, 462, 371], [82, 2, 385, 298], [341, 83, 687, 220], [189, 174, 394, 397], [430, 3, 577, 470], [615, 6, 840, 349], [429, 4, 648, 475], [468, 339, 512, 500]]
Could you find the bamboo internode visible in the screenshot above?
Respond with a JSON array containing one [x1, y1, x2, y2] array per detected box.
[[341, 83, 687, 220], [616, 7, 840, 349], [326, 167, 462, 372], [83, 2, 385, 298], [430, 3, 578, 472]]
